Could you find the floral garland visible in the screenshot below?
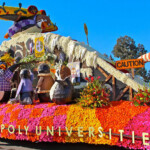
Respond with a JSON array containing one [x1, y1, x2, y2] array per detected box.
[[0, 101, 149, 149]]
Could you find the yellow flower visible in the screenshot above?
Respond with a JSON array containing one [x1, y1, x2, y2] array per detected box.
[[65, 105, 111, 144]]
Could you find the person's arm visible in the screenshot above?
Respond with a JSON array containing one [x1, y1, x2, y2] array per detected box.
[[9, 64, 20, 72], [29, 70, 34, 82], [15, 80, 23, 99], [4, 64, 20, 81]]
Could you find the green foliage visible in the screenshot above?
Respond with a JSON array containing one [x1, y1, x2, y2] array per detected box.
[[112, 35, 150, 82], [19, 53, 55, 70], [19, 53, 55, 64], [144, 70, 150, 82], [112, 36, 147, 59], [76, 76, 110, 108]]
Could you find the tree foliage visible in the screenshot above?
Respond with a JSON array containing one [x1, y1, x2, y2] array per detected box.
[[112, 35, 150, 82], [144, 70, 150, 82]]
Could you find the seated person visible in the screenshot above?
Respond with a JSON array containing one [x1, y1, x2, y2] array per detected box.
[[16, 69, 34, 105]]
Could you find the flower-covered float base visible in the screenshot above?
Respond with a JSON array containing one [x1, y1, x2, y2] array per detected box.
[[0, 101, 149, 150]]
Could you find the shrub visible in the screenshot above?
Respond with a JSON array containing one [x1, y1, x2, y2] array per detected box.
[[76, 76, 110, 108]]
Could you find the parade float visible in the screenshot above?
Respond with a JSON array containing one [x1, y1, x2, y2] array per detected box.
[[0, 3, 150, 150]]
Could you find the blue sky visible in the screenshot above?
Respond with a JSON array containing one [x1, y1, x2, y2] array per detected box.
[[0, 0, 150, 70]]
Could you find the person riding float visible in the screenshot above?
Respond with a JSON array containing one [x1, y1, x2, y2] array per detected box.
[[0, 61, 20, 102]]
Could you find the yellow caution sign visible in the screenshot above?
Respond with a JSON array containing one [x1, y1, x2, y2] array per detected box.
[[35, 37, 45, 57]]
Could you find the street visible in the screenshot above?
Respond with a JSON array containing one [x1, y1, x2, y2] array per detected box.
[[0, 139, 127, 150]]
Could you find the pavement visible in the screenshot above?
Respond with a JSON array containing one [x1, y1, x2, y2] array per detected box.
[[0, 139, 128, 150]]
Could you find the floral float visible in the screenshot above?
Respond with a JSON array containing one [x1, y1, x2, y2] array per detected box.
[[0, 101, 149, 149]]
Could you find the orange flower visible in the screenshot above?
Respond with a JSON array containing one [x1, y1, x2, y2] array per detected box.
[[66, 105, 110, 145], [39, 116, 53, 130], [24, 105, 35, 109], [48, 103, 56, 107], [53, 132, 66, 143], [10, 109, 21, 122], [28, 132, 39, 142], [54, 106, 69, 116], [96, 101, 148, 145], [16, 119, 28, 130], [1, 129, 9, 139], [5, 104, 18, 113], [30, 108, 44, 118], [0, 115, 4, 124], [8, 133, 16, 140]]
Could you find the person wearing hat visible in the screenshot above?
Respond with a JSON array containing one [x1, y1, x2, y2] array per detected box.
[[0, 61, 20, 102]]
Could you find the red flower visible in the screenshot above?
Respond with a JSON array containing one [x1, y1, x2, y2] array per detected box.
[[97, 76, 101, 79], [91, 77, 94, 82], [136, 100, 141, 104], [89, 75, 92, 77], [85, 77, 89, 81], [97, 91, 100, 94]]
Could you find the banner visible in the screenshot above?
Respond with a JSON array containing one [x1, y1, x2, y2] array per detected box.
[[35, 37, 45, 57], [67, 62, 80, 85]]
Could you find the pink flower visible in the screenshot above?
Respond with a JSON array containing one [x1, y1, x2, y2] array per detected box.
[[3, 113, 10, 124], [117, 108, 150, 149], [34, 104, 49, 109], [97, 76, 101, 79], [53, 115, 67, 130], [39, 132, 53, 142], [16, 133, 28, 141], [28, 118, 40, 132], [41, 106, 58, 117], [18, 109, 31, 119], [93, 92, 96, 95]]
